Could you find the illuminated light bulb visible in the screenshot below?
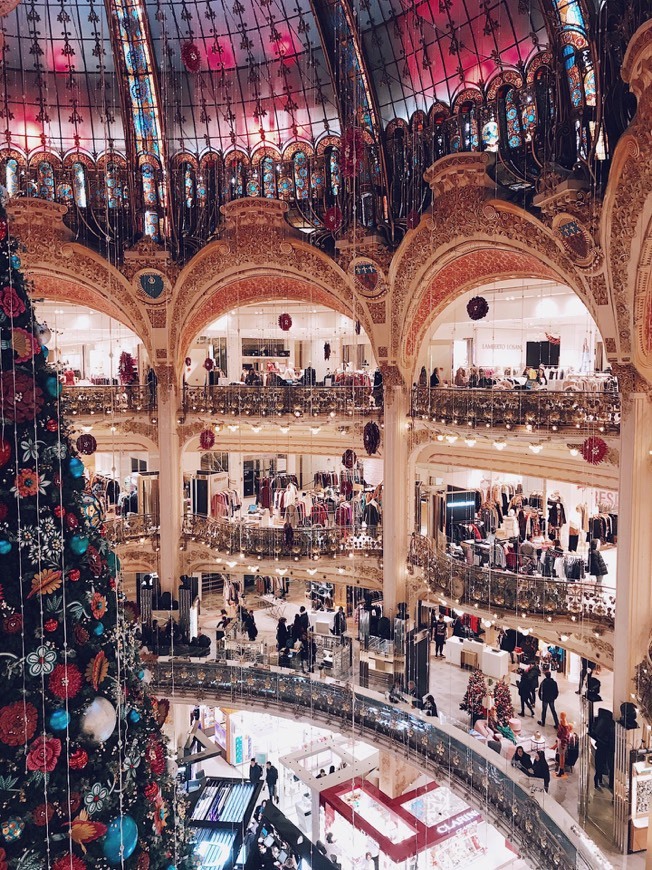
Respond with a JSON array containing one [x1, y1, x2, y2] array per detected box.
[[338, 568, 344, 574], [526, 423, 533, 432], [227, 424, 239, 432], [445, 434, 458, 444], [310, 426, 321, 435], [251, 424, 262, 433], [560, 634, 569, 642], [275, 568, 287, 576], [528, 443, 544, 454], [226, 560, 237, 568], [279, 425, 290, 434], [464, 437, 477, 447], [306, 568, 317, 576], [493, 439, 507, 450], [569, 447, 579, 457], [436, 434, 444, 442], [247, 566, 258, 572]]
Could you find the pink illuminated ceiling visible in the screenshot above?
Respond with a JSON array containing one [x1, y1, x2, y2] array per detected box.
[[0, 0, 551, 159]]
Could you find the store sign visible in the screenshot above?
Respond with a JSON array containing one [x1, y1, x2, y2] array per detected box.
[[434, 808, 481, 837], [473, 328, 523, 368]]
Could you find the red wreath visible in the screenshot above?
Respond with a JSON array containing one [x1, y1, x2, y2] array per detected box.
[[342, 449, 357, 469], [278, 313, 292, 331], [76, 434, 97, 455], [581, 436, 608, 465], [467, 296, 489, 321], [181, 41, 201, 73], [185, 356, 192, 367], [203, 357, 214, 371], [340, 127, 366, 178], [363, 422, 381, 456], [323, 207, 343, 232], [199, 429, 215, 450]]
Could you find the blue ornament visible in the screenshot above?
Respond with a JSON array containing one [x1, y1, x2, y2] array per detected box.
[[45, 375, 62, 398], [49, 709, 71, 731], [128, 709, 140, 723], [0, 540, 11, 555], [137, 670, 145, 681], [107, 551, 120, 576], [102, 815, 138, 865], [68, 457, 85, 478], [41, 345, 49, 359], [69, 534, 89, 555], [93, 622, 105, 636], [10, 254, 20, 269]]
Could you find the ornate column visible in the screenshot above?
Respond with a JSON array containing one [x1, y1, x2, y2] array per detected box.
[[155, 364, 182, 593], [612, 373, 652, 710], [381, 375, 411, 616]]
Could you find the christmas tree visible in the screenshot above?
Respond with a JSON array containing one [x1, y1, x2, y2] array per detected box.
[[0, 204, 195, 868], [493, 678, 515, 726], [460, 669, 488, 721]]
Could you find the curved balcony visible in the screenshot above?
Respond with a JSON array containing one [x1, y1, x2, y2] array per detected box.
[[149, 661, 606, 870], [183, 513, 382, 560], [409, 535, 615, 631], [62, 385, 157, 417], [411, 387, 620, 434], [182, 384, 382, 418], [105, 513, 160, 545]]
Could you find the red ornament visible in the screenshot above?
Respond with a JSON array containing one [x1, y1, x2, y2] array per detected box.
[[185, 356, 192, 367], [278, 313, 292, 331], [46, 418, 59, 433], [323, 206, 343, 232], [68, 748, 88, 770], [340, 127, 366, 177], [76, 434, 97, 455], [342, 449, 357, 469], [406, 210, 420, 229], [466, 296, 489, 321], [49, 663, 83, 700], [146, 737, 166, 775], [363, 421, 381, 455], [54, 506, 65, 518], [65, 513, 79, 531], [67, 568, 80, 582], [199, 429, 215, 450], [203, 357, 214, 371], [0, 440, 10, 467], [181, 40, 201, 73], [144, 782, 160, 802], [0, 219, 7, 240], [44, 618, 58, 633], [581, 436, 608, 465]]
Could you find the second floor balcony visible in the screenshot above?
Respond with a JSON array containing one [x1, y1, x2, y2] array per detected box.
[[62, 384, 157, 417], [411, 386, 620, 434]]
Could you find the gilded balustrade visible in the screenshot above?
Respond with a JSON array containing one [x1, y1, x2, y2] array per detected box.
[[411, 387, 620, 433], [104, 513, 160, 545], [62, 384, 157, 416], [183, 513, 382, 559], [182, 384, 382, 417], [409, 535, 615, 629], [149, 661, 605, 870]]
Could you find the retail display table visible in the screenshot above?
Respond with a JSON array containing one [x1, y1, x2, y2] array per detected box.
[[444, 637, 463, 666], [482, 648, 510, 678], [445, 638, 509, 679]]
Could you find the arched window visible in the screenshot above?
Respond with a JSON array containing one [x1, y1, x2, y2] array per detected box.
[[37, 161, 54, 200], [225, 157, 244, 200], [310, 157, 324, 198], [184, 163, 195, 207], [72, 162, 87, 208], [293, 151, 309, 200], [5, 158, 18, 197], [459, 104, 479, 151], [262, 157, 277, 198], [144, 210, 159, 239], [584, 66, 596, 107], [520, 92, 538, 138], [141, 162, 158, 206], [327, 148, 340, 197], [246, 175, 260, 197], [563, 45, 583, 108], [105, 161, 121, 208], [504, 89, 523, 148]]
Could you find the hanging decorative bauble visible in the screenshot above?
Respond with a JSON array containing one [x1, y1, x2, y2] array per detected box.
[[342, 449, 357, 469], [69, 534, 89, 556], [467, 296, 489, 321], [185, 356, 192, 367], [49, 709, 71, 731], [0, 539, 11, 555], [68, 457, 85, 478], [1, 817, 24, 842], [103, 815, 139, 864], [324, 342, 331, 361], [180, 41, 202, 73], [363, 421, 381, 455], [76, 434, 97, 455], [278, 313, 292, 332], [36, 321, 52, 346], [80, 697, 117, 744], [203, 357, 214, 371], [323, 206, 343, 232], [581, 435, 608, 465], [340, 127, 366, 177], [406, 210, 420, 229], [46, 418, 59, 432], [199, 429, 215, 450]]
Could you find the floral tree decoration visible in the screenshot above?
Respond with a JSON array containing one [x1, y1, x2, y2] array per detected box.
[[466, 296, 489, 321], [118, 350, 138, 385], [581, 435, 608, 465], [278, 313, 292, 331], [0, 204, 196, 867], [460, 669, 488, 720]]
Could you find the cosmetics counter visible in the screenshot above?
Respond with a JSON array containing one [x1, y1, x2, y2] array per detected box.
[[188, 776, 262, 870]]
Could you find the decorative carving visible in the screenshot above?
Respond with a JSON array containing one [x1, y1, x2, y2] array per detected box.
[[121, 237, 180, 282], [349, 258, 386, 299], [147, 309, 167, 327], [368, 301, 386, 323], [379, 364, 404, 388]]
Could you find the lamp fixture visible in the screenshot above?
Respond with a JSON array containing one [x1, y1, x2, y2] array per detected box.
[[528, 443, 544, 454], [436, 433, 444, 442], [445, 434, 458, 444], [251, 424, 262, 433], [310, 426, 322, 435], [464, 436, 477, 447], [306, 568, 317, 576], [279, 425, 290, 434], [569, 446, 579, 457], [227, 424, 239, 432], [493, 438, 507, 450]]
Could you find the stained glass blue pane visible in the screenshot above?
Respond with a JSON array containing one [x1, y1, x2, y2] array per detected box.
[[141, 163, 158, 205], [329, 151, 340, 197], [584, 69, 596, 107], [57, 183, 73, 204], [105, 163, 119, 209], [450, 135, 461, 153], [482, 121, 499, 151], [247, 179, 260, 197], [184, 166, 195, 207], [72, 163, 87, 208], [262, 159, 276, 199], [5, 159, 18, 197], [144, 209, 159, 239], [38, 162, 54, 201], [504, 90, 522, 148], [293, 152, 309, 200], [554, 0, 585, 30], [278, 176, 293, 200]]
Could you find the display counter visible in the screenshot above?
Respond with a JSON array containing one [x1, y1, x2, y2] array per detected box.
[[188, 776, 262, 870], [444, 637, 509, 678]]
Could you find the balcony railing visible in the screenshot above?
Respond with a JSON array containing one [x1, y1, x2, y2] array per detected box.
[[183, 513, 382, 559], [149, 661, 603, 870], [182, 384, 382, 417], [62, 385, 157, 416], [104, 513, 160, 545], [411, 387, 620, 434], [409, 535, 615, 630]]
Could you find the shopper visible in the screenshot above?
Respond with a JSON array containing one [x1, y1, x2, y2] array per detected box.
[[265, 761, 279, 803], [518, 672, 535, 718], [276, 617, 289, 651], [298, 633, 310, 674], [532, 750, 551, 792], [423, 694, 438, 717], [554, 712, 572, 777], [249, 758, 263, 783], [576, 657, 596, 694], [292, 612, 303, 643], [333, 606, 347, 644], [245, 610, 258, 642], [433, 614, 447, 657], [298, 605, 310, 633], [538, 671, 560, 728], [587, 539, 608, 584], [526, 662, 541, 709], [511, 746, 534, 776], [215, 609, 230, 645], [365, 838, 380, 870]]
